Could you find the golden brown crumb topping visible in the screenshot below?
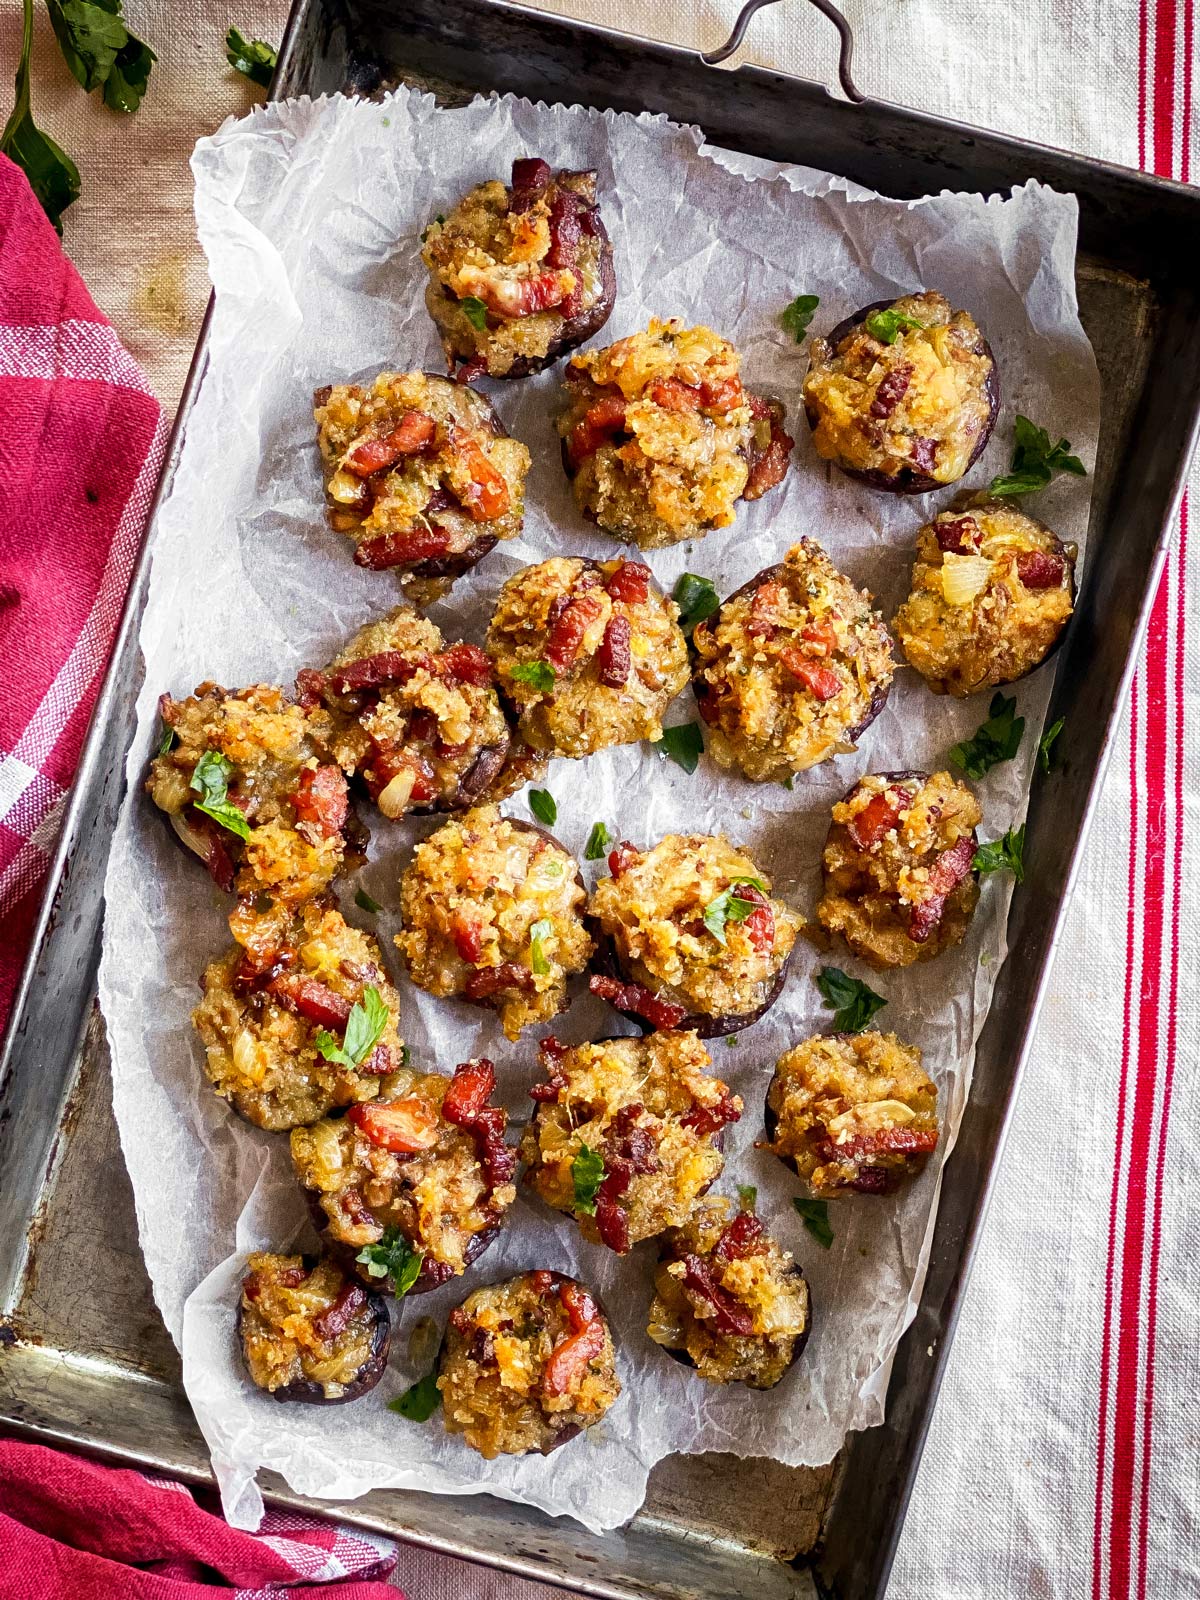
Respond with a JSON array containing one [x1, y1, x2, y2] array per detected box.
[[240, 1253, 380, 1398]]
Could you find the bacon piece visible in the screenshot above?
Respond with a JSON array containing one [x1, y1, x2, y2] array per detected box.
[[847, 788, 911, 851], [935, 516, 982, 554], [295, 667, 325, 709], [542, 1282, 606, 1396], [1015, 549, 1067, 589], [468, 271, 571, 320], [325, 651, 432, 694], [604, 560, 651, 605], [441, 1057, 496, 1125], [588, 974, 686, 1031], [779, 648, 842, 701], [821, 1124, 940, 1167], [454, 355, 489, 385], [468, 1327, 497, 1365], [606, 841, 639, 879], [182, 806, 238, 893], [347, 1096, 440, 1153], [438, 642, 493, 686], [338, 1187, 375, 1230], [267, 974, 352, 1029], [801, 620, 839, 656], [232, 944, 296, 996], [680, 1254, 754, 1336], [451, 913, 484, 965], [598, 614, 631, 688], [908, 437, 939, 474], [450, 1305, 473, 1336], [464, 961, 536, 1001], [746, 580, 785, 639], [712, 1209, 766, 1264], [530, 1037, 569, 1103], [567, 396, 628, 467], [680, 1091, 741, 1138], [509, 157, 552, 208], [291, 764, 349, 842], [647, 375, 744, 414], [870, 363, 913, 419], [354, 526, 453, 571], [371, 750, 436, 807], [311, 1283, 367, 1343], [546, 189, 584, 313], [344, 412, 436, 477], [743, 395, 794, 500], [907, 834, 977, 943], [530, 1270, 557, 1296], [545, 591, 605, 672], [446, 427, 510, 520], [360, 1045, 393, 1077]]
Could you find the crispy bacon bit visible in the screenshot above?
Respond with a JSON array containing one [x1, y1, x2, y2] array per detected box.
[[311, 1283, 367, 1343], [468, 1328, 497, 1365], [606, 841, 638, 879], [743, 395, 794, 500], [438, 642, 493, 686], [598, 614, 631, 688], [291, 764, 349, 842], [1015, 549, 1067, 589], [546, 190, 584, 313], [530, 1038, 569, 1103], [680, 1254, 754, 1336], [848, 788, 911, 851], [325, 652, 429, 694], [360, 1045, 393, 1076], [870, 363, 913, 419], [908, 437, 939, 474], [545, 591, 605, 672], [647, 375, 744, 414], [542, 1282, 606, 1396], [801, 621, 839, 656], [451, 913, 484, 966], [822, 1125, 941, 1167], [588, 974, 686, 1031], [779, 648, 842, 701], [232, 944, 296, 996], [464, 961, 536, 1001], [295, 667, 325, 709], [468, 270, 571, 320], [446, 428, 510, 521], [680, 1091, 742, 1138], [442, 1057, 496, 1125], [354, 527, 453, 571], [908, 834, 977, 943], [267, 974, 352, 1029], [604, 560, 651, 605], [450, 1305, 473, 1335], [935, 516, 982, 554], [347, 1096, 440, 1152], [345, 412, 436, 477], [184, 807, 238, 893], [509, 156, 552, 207], [595, 1194, 631, 1254], [368, 750, 436, 808], [712, 1209, 766, 1264], [454, 355, 489, 385], [339, 1187, 375, 1229], [746, 580, 785, 639], [567, 397, 628, 467], [530, 1270, 557, 1296]]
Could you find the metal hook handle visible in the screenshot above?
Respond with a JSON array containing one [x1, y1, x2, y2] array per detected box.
[[701, 0, 865, 104]]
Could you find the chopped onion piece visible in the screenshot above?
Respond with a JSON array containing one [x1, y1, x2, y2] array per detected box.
[[377, 768, 417, 818], [940, 552, 993, 607]]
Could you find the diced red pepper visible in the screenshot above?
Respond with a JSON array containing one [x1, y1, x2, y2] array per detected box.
[[779, 648, 842, 701], [567, 397, 628, 467], [597, 614, 631, 688], [1015, 549, 1066, 589], [680, 1091, 742, 1138], [354, 526, 453, 571], [545, 591, 605, 671], [869, 363, 913, 419], [712, 1209, 766, 1264], [464, 961, 536, 1000], [848, 788, 911, 851], [542, 1284, 606, 1396], [438, 641, 493, 686], [607, 841, 639, 878], [442, 1058, 496, 1125], [347, 1096, 440, 1152], [604, 560, 651, 605], [291, 764, 349, 841], [680, 1254, 754, 1336], [311, 1283, 367, 1343], [588, 974, 686, 1031], [451, 913, 484, 965], [935, 516, 982, 554], [446, 428, 511, 520], [907, 834, 977, 943], [267, 974, 352, 1029], [344, 411, 436, 476]]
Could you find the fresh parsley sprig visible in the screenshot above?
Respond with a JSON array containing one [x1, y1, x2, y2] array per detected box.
[[653, 722, 704, 775], [389, 1367, 442, 1422], [529, 789, 557, 826], [864, 307, 923, 344], [816, 966, 886, 1034], [949, 692, 1025, 780], [225, 27, 277, 88], [672, 572, 721, 637], [737, 1183, 758, 1210], [2, 0, 81, 233], [793, 1197, 833, 1249], [972, 825, 1026, 883], [702, 878, 767, 946], [571, 1145, 605, 1216], [780, 294, 820, 342], [189, 750, 250, 840], [356, 1227, 423, 1296], [988, 414, 1087, 498], [584, 821, 613, 860], [48, 0, 156, 114], [314, 986, 389, 1069], [510, 659, 555, 693], [460, 295, 489, 330]]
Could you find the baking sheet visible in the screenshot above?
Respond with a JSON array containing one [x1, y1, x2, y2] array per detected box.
[[97, 86, 1099, 1533]]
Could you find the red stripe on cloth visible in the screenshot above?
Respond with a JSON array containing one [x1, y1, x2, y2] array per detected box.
[[1153, 0, 1178, 174]]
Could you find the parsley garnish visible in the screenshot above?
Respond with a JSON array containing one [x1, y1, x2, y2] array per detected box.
[[702, 877, 768, 946], [510, 659, 555, 693], [354, 887, 382, 914], [972, 825, 1026, 883], [864, 307, 924, 344], [189, 750, 250, 840], [988, 414, 1087, 498], [420, 213, 446, 243], [584, 821, 613, 860], [737, 1184, 757, 1211], [949, 692, 1025, 780], [225, 26, 276, 87], [356, 1227, 423, 1296], [389, 1367, 442, 1422], [653, 722, 704, 775], [572, 1145, 606, 1215], [3, 0, 81, 233], [529, 789, 557, 826], [1038, 717, 1065, 775], [314, 985, 388, 1069], [461, 295, 489, 330], [48, 0, 156, 114], [793, 1197, 833, 1249], [816, 966, 886, 1034], [400, 1044, 412, 1067], [672, 572, 721, 637], [780, 294, 820, 342], [529, 918, 553, 976], [156, 723, 175, 757]]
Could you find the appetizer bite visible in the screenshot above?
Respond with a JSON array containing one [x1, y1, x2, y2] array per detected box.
[[521, 1031, 741, 1254], [764, 1031, 939, 1195], [485, 556, 689, 758], [421, 157, 616, 380], [313, 371, 530, 604], [439, 1271, 620, 1457], [297, 605, 544, 818], [238, 1252, 390, 1404], [291, 1056, 517, 1294], [802, 291, 998, 493], [893, 499, 1077, 696], [588, 833, 802, 1037], [394, 805, 592, 1040], [194, 901, 404, 1132], [647, 1195, 811, 1388], [147, 682, 363, 905], [692, 539, 895, 781], [817, 771, 981, 969], [557, 318, 792, 549]]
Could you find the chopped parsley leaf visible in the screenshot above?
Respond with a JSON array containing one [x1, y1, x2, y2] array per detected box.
[[189, 750, 250, 841], [949, 692, 1025, 780], [702, 878, 768, 946], [780, 293, 820, 341], [510, 659, 555, 693], [355, 887, 382, 914], [529, 789, 557, 826], [225, 26, 276, 87], [314, 985, 388, 1069], [863, 307, 924, 344], [571, 1144, 605, 1216], [529, 917, 553, 976], [355, 1227, 423, 1295], [460, 295, 488, 330], [652, 722, 704, 775], [737, 1183, 757, 1211], [156, 723, 175, 757], [793, 1197, 834, 1249], [389, 1367, 442, 1422], [672, 572, 720, 636], [1038, 717, 1065, 774], [988, 414, 1087, 498], [584, 821, 613, 860], [816, 966, 886, 1034], [972, 825, 1026, 883]]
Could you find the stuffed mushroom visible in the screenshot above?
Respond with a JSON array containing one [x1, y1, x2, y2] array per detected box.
[[238, 1252, 390, 1404], [314, 371, 530, 604], [647, 1195, 811, 1388], [802, 291, 998, 493], [290, 1056, 517, 1295], [485, 556, 690, 758], [816, 770, 981, 968], [421, 157, 616, 380], [893, 499, 1077, 695], [692, 539, 895, 781], [394, 806, 592, 1040], [147, 682, 363, 905], [587, 833, 803, 1037], [764, 1030, 940, 1195], [438, 1270, 620, 1457], [556, 318, 792, 548], [521, 1031, 741, 1254]]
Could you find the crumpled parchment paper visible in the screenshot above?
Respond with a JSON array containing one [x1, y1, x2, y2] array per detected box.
[[97, 86, 1099, 1534]]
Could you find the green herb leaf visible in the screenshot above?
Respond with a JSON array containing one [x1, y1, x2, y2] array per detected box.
[[702, 877, 768, 946], [510, 659, 555, 694], [103, 34, 154, 113], [988, 413, 1087, 498], [1038, 717, 1064, 775], [737, 1184, 757, 1211], [653, 722, 704, 775], [571, 1144, 606, 1216], [46, 0, 156, 114], [389, 1367, 441, 1422], [156, 723, 175, 757], [529, 917, 553, 977], [529, 789, 557, 827], [863, 307, 924, 344], [972, 824, 1026, 883], [584, 821, 613, 861], [2, 0, 81, 234], [355, 1227, 423, 1295], [400, 1044, 412, 1067], [225, 25, 276, 87], [816, 966, 886, 1034], [793, 1197, 834, 1249], [949, 692, 1025, 780], [313, 985, 389, 1070], [782, 774, 796, 791], [189, 750, 251, 841], [672, 572, 721, 637], [780, 293, 820, 342], [460, 295, 488, 330], [420, 213, 446, 243], [355, 887, 382, 914]]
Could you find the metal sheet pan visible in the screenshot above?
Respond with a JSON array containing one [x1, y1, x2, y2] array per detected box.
[[2, 3, 1199, 1596]]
